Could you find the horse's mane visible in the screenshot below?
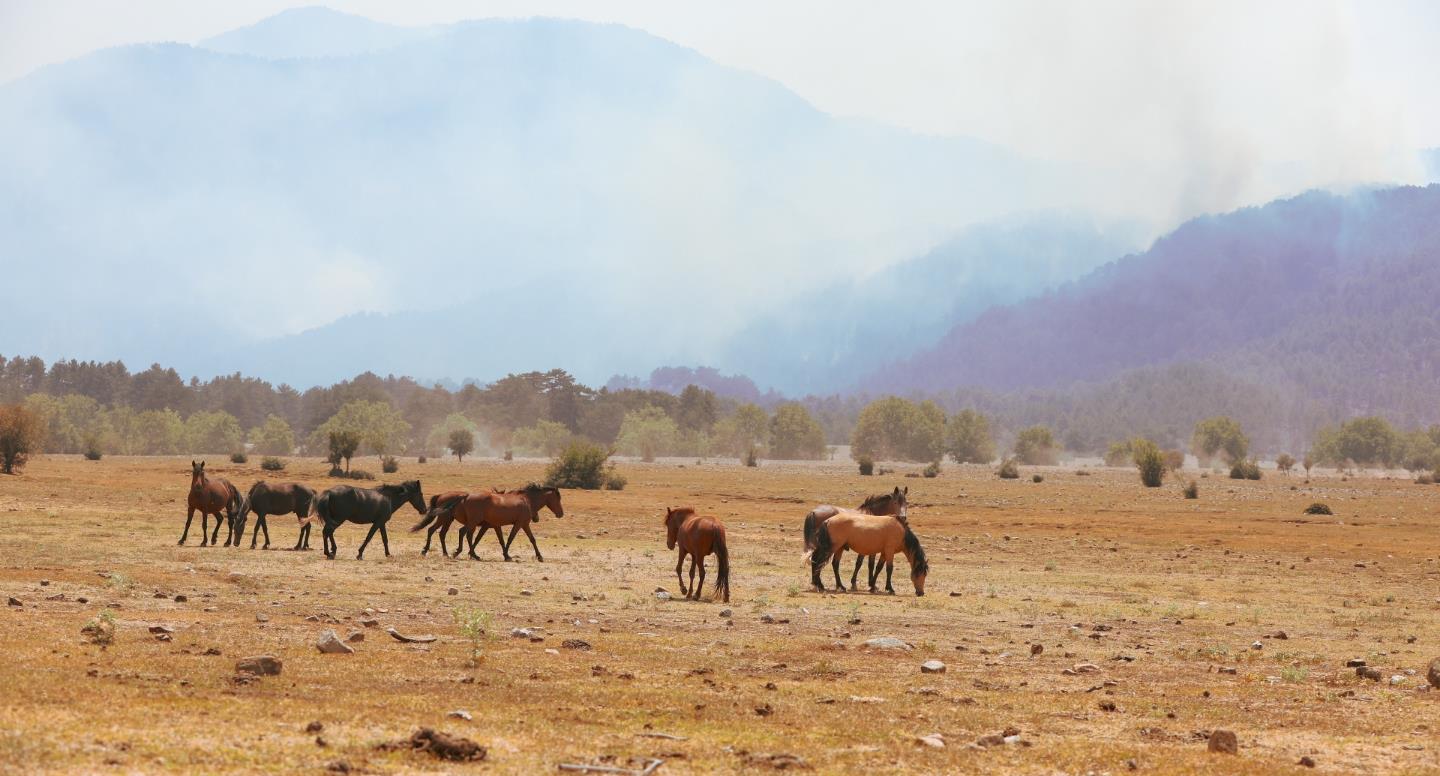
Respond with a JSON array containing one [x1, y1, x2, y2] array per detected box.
[[903, 527, 929, 577], [665, 507, 697, 525], [857, 493, 893, 512], [377, 482, 415, 497], [522, 482, 559, 495]]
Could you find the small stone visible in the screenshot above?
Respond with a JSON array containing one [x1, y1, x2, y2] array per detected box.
[[975, 734, 1005, 747], [562, 639, 592, 650], [1073, 662, 1101, 674], [304, 721, 323, 733], [1299, 756, 1316, 768], [520, 590, 533, 596], [719, 608, 733, 618], [544, 648, 559, 655], [1427, 658, 1440, 689], [1346, 658, 1367, 668], [1218, 666, 1237, 675], [316, 630, 354, 654], [39, 580, 49, 586], [916, 733, 945, 748], [1030, 644, 1043, 657], [1390, 674, 1406, 686], [760, 613, 776, 623], [1207, 729, 1238, 754], [7, 597, 21, 607], [235, 655, 282, 676], [447, 710, 472, 720], [1357, 666, 1383, 681], [255, 613, 270, 623], [173, 594, 187, 602], [360, 617, 379, 628], [346, 630, 364, 643], [447, 588, 458, 596], [511, 627, 537, 639], [1251, 641, 1264, 650], [863, 637, 914, 651], [920, 660, 946, 674], [655, 591, 671, 601]]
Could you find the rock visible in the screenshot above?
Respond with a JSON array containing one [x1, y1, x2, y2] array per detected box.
[[173, 594, 187, 602], [1390, 674, 1406, 686], [255, 613, 270, 623], [346, 630, 365, 643], [1346, 658, 1367, 668], [760, 613, 776, 623], [1357, 666, 1383, 681], [1072, 663, 1101, 674], [446, 587, 458, 596], [1030, 643, 1043, 657], [235, 655, 282, 676], [1218, 666, 1237, 675], [511, 627, 537, 639], [386, 627, 437, 643], [1251, 641, 1264, 650], [1428, 658, 1440, 689], [148, 624, 175, 635], [520, 589, 533, 596], [975, 734, 1006, 747], [719, 608, 733, 618], [316, 630, 354, 654], [655, 591, 671, 601], [447, 710, 472, 720], [1207, 729, 1237, 754], [7, 597, 21, 607], [381, 727, 486, 762], [561, 639, 592, 650], [916, 733, 945, 748], [863, 637, 914, 651], [1269, 630, 1288, 640], [1299, 756, 1316, 768], [544, 648, 559, 655], [39, 580, 48, 586], [920, 660, 947, 674], [304, 721, 324, 733], [360, 618, 379, 628]]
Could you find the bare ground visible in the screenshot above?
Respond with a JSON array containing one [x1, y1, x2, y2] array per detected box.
[[1, 456, 1438, 774]]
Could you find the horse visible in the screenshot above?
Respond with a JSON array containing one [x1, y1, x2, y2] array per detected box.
[[178, 460, 242, 547], [301, 480, 426, 560], [664, 507, 730, 602], [411, 484, 563, 562], [802, 486, 908, 591], [234, 481, 318, 550], [806, 512, 927, 596], [416, 490, 473, 557]]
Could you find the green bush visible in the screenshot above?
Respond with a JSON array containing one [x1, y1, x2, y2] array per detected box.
[[83, 446, 102, 461], [1229, 459, 1262, 480], [417, 455, 427, 464], [1132, 439, 1165, 488], [503, 450, 513, 462], [330, 466, 374, 480], [1013, 426, 1058, 465], [744, 447, 759, 467], [923, 461, 941, 478], [229, 451, 248, 464], [260, 456, 285, 471], [381, 455, 399, 474], [1031, 474, 1044, 483], [1182, 480, 1199, 499], [545, 441, 615, 490], [857, 456, 874, 476], [1303, 502, 1333, 515], [997, 458, 1020, 479], [604, 472, 627, 491]]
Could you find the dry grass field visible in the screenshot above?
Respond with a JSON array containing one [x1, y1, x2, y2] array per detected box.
[[2, 455, 1438, 774]]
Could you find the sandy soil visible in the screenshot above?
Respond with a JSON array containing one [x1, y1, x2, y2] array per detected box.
[[1, 455, 1438, 774]]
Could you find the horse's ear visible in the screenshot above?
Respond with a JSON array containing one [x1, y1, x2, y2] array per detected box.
[[903, 486, 908, 496]]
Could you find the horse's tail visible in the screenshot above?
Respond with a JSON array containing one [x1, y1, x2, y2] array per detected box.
[[411, 495, 461, 533], [714, 528, 730, 601], [299, 491, 327, 526], [810, 519, 833, 570], [226, 483, 243, 519], [802, 511, 819, 555]]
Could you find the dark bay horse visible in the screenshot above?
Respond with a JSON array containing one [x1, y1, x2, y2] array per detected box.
[[302, 481, 426, 560], [664, 507, 730, 602], [235, 481, 317, 550], [179, 461, 242, 547], [412, 485, 563, 562], [802, 486, 908, 591], [417, 490, 473, 557], [807, 512, 927, 596]]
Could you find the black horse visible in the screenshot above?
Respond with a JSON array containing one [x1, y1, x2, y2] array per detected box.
[[235, 481, 318, 550], [304, 481, 426, 560]]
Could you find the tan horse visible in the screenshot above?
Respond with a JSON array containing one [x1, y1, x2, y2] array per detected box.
[[664, 507, 730, 602], [802, 486, 908, 591], [807, 512, 927, 596], [179, 460, 241, 547], [411, 485, 563, 562]]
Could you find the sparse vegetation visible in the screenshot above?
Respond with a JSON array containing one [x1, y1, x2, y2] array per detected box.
[[768, 403, 826, 460], [260, 456, 285, 471], [997, 458, 1020, 479], [945, 409, 996, 464], [0, 403, 43, 474], [1276, 453, 1296, 474], [857, 456, 874, 476], [923, 461, 940, 478], [327, 430, 361, 474], [453, 608, 493, 667], [1032, 473, 1044, 483], [1132, 438, 1165, 487], [229, 451, 247, 464], [1230, 459, 1262, 480], [83, 443, 102, 461], [1192, 416, 1249, 466], [544, 441, 616, 490], [448, 428, 475, 462], [744, 447, 759, 467], [1182, 480, 1199, 499], [381, 455, 399, 473], [1304, 502, 1333, 515]]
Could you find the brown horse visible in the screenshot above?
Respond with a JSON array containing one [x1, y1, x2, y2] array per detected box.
[[416, 490, 474, 557], [179, 460, 242, 547], [807, 512, 927, 596], [411, 485, 563, 562], [234, 481, 318, 550], [664, 507, 730, 602], [802, 486, 907, 591]]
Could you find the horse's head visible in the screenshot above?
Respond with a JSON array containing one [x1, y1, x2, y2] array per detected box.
[[663, 507, 691, 550], [903, 527, 928, 597], [190, 460, 206, 489], [893, 485, 909, 523], [859, 485, 908, 522], [403, 480, 426, 514]]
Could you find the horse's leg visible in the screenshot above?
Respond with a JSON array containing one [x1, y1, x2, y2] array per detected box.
[[694, 554, 707, 601], [884, 555, 896, 594], [323, 524, 336, 559], [831, 547, 846, 592], [295, 522, 309, 551], [493, 524, 511, 561], [867, 556, 879, 592], [200, 511, 211, 547], [465, 526, 485, 560], [502, 524, 522, 561], [850, 554, 865, 590], [179, 506, 195, 545], [423, 521, 439, 556], [520, 522, 543, 562], [675, 548, 688, 596], [811, 548, 828, 592], [209, 510, 224, 546], [687, 555, 698, 600], [379, 520, 391, 557], [356, 522, 380, 560]]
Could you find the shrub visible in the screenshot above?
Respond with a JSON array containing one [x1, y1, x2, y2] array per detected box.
[[545, 441, 614, 490], [330, 467, 374, 480], [744, 447, 759, 467], [83, 445, 102, 461], [1303, 502, 1333, 515], [857, 457, 874, 476], [1032, 474, 1044, 483], [769, 403, 827, 460], [1182, 480, 1199, 499], [503, 450, 514, 462], [417, 455, 427, 464], [946, 409, 996, 464], [447, 428, 475, 462], [260, 456, 285, 471], [0, 403, 44, 474], [1192, 416, 1249, 466], [1162, 449, 1185, 473], [453, 608, 493, 667], [1132, 439, 1165, 487], [1275, 453, 1296, 474], [1103, 440, 1133, 467], [1229, 459, 1262, 480], [997, 458, 1020, 479], [923, 461, 941, 478], [327, 430, 361, 473], [229, 451, 248, 464], [381, 455, 399, 474], [604, 472, 627, 491], [1013, 426, 1058, 466]]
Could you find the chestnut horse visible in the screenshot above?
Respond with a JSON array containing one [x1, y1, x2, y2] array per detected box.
[[302, 480, 426, 560], [234, 481, 317, 550], [802, 486, 908, 591], [179, 460, 242, 547], [411, 485, 563, 562], [664, 507, 730, 602], [807, 512, 927, 596], [416, 490, 474, 557]]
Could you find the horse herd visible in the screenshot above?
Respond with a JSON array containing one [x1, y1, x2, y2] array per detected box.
[[179, 461, 930, 601]]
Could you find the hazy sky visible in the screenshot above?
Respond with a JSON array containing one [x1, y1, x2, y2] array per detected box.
[[4, 1, 1438, 221]]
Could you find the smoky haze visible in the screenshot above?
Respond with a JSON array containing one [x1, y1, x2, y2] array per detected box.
[[0, 2, 1436, 390]]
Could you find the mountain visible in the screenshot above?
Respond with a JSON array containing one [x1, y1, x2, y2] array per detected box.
[[883, 185, 1440, 427], [716, 212, 1142, 394], [0, 9, 1095, 388]]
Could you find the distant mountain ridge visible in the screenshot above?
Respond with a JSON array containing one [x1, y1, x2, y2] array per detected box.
[[881, 185, 1440, 427]]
